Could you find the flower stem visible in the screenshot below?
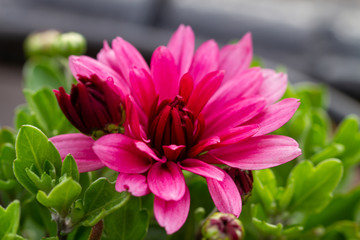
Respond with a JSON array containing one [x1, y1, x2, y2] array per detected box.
[[88, 220, 104, 240]]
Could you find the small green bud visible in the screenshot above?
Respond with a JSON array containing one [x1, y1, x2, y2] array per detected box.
[[201, 212, 244, 240], [53, 32, 87, 57], [24, 30, 60, 57]]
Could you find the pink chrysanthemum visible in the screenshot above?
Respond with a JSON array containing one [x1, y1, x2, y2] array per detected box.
[[51, 25, 301, 234]]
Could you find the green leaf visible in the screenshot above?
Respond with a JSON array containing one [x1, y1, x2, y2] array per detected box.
[[0, 200, 21, 240], [322, 221, 360, 240], [25, 169, 53, 193], [14, 105, 41, 132], [304, 185, 360, 229], [251, 204, 283, 236], [36, 177, 81, 216], [310, 143, 345, 165], [253, 169, 277, 213], [287, 159, 343, 213], [0, 143, 16, 181], [23, 88, 75, 137], [23, 57, 65, 92], [13, 125, 62, 194], [103, 197, 149, 240], [61, 154, 79, 182], [79, 178, 130, 226]]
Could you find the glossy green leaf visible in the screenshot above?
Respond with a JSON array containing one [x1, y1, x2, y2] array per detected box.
[[61, 154, 79, 182], [0, 200, 21, 240], [36, 177, 81, 216], [13, 125, 62, 194], [287, 159, 343, 213], [80, 178, 130, 226], [103, 197, 149, 240]]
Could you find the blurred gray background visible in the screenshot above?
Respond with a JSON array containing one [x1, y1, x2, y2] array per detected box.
[[1, 0, 360, 126]]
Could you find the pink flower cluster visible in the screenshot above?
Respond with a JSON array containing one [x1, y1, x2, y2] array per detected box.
[[51, 25, 301, 234]]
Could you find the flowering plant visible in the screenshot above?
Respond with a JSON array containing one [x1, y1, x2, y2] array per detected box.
[[0, 27, 359, 240]]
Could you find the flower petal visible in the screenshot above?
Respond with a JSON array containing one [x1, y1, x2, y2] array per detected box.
[[207, 171, 242, 217], [167, 24, 195, 76], [112, 37, 150, 82], [163, 145, 186, 162], [186, 70, 224, 119], [220, 33, 252, 81], [154, 186, 190, 234], [258, 69, 288, 105], [93, 134, 151, 174], [115, 173, 150, 197], [189, 40, 219, 83], [69, 56, 129, 93], [204, 96, 266, 138], [179, 159, 224, 181], [129, 67, 157, 117], [148, 161, 186, 201], [217, 124, 260, 146], [97, 40, 122, 74], [151, 46, 179, 101], [50, 133, 103, 173], [209, 135, 302, 170], [246, 98, 301, 136]]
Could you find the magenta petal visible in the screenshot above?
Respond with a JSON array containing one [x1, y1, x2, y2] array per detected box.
[[50, 133, 104, 173], [220, 33, 252, 81], [68, 56, 129, 93], [189, 40, 219, 83], [210, 135, 302, 170], [151, 46, 180, 101], [115, 173, 150, 197], [207, 171, 242, 217], [148, 161, 186, 201], [97, 41, 122, 74], [163, 145, 186, 162], [154, 186, 190, 234], [186, 71, 224, 119], [167, 24, 195, 76], [112, 37, 150, 82], [188, 136, 220, 157], [246, 98, 301, 136], [129, 67, 157, 117], [204, 96, 266, 138], [93, 134, 151, 174], [217, 124, 260, 146], [258, 69, 288, 104], [179, 159, 224, 181]]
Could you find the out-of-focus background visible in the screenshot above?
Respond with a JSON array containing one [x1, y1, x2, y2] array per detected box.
[[1, 0, 360, 126]]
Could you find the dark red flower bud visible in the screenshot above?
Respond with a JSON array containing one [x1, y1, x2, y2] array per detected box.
[[225, 168, 253, 203], [54, 74, 124, 137]]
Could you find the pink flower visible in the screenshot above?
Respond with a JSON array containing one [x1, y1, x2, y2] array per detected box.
[[51, 25, 301, 234]]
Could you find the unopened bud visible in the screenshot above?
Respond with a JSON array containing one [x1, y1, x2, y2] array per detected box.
[[24, 30, 60, 57], [54, 74, 124, 137], [201, 212, 244, 240], [53, 32, 87, 56], [225, 168, 253, 203]]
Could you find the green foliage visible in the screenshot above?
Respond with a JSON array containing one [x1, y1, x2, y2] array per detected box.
[[36, 177, 82, 216], [103, 197, 149, 240], [74, 178, 130, 227], [287, 159, 343, 213], [13, 125, 62, 194], [0, 201, 21, 240], [20, 88, 75, 137]]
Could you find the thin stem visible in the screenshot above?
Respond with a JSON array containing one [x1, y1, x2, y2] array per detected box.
[[88, 220, 104, 240]]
